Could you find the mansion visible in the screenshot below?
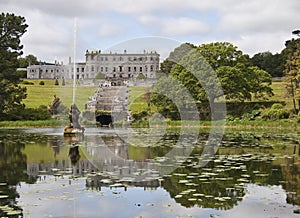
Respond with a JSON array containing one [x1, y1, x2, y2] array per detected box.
[[27, 49, 160, 81]]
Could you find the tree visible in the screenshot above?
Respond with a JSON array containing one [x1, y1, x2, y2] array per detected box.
[[285, 42, 300, 113], [17, 54, 39, 68], [292, 30, 300, 37], [284, 31, 300, 114], [250, 52, 284, 77], [0, 13, 28, 119], [151, 42, 273, 119], [197, 42, 249, 70], [157, 42, 196, 77]]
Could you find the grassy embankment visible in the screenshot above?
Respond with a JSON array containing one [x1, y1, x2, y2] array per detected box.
[[128, 80, 299, 129], [0, 79, 97, 127], [21, 79, 96, 111], [0, 79, 297, 129]]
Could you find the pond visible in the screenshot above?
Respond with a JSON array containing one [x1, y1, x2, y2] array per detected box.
[[0, 127, 299, 217]]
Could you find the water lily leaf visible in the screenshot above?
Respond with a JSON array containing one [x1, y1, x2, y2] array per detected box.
[[178, 180, 189, 184], [6, 211, 22, 215]]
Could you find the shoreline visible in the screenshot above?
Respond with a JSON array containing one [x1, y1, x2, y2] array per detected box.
[[0, 119, 298, 130]]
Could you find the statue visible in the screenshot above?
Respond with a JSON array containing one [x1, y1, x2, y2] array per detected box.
[[48, 94, 61, 115], [64, 103, 84, 135]]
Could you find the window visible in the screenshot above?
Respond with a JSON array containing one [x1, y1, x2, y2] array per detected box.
[[113, 67, 116, 72], [150, 65, 153, 72], [134, 67, 137, 72], [128, 67, 131, 72], [119, 66, 123, 72], [145, 65, 148, 71], [81, 68, 84, 72], [105, 67, 108, 72], [101, 67, 103, 72], [91, 66, 94, 72], [105, 57, 108, 61], [140, 67, 143, 72], [100, 57, 103, 61]]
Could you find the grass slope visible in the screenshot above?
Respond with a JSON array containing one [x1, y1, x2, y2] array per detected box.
[[21, 79, 97, 111]]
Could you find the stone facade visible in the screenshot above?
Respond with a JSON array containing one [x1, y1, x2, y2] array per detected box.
[[26, 62, 67, 79], [26, 50, 160, 80]]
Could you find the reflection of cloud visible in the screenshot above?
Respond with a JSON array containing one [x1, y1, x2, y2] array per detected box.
[[16, 175, 297, 217]]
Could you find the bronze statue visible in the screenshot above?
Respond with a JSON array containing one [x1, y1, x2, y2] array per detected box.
[[64, 103, 85, 135]]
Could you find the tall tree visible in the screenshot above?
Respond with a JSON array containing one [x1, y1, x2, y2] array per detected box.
[[157, 42, 196, 77], [250, 52, 284, 77], [0, 13, 28, 119], [151, 42, 273, 119], [17, 54, 39, 68], [284, 35, 300, 114]]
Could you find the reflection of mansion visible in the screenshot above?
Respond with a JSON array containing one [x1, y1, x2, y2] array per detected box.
[[27, 49, 160, 80]]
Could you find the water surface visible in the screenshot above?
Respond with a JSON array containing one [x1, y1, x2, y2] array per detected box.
[[0, 128, 299, 217]]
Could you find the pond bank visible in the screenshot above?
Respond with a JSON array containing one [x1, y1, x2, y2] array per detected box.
[[0, 119, 298, 131]]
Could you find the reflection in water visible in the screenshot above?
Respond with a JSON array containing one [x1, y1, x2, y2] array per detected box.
[[0, 129, 300, 217], [69, 145, 81, 166], [64, 135, 82, 166], [0, 133, 37, 217]]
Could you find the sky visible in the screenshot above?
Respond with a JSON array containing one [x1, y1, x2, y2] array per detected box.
[[2, 0, 300, 63]]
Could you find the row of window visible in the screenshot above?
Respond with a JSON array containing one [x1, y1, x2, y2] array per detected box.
[[30, 69, 64, 73], [70, 72, 154, 80], [88, 55, 159, 62], [86, 65, 158, 73], [29, 64, 159, 75]]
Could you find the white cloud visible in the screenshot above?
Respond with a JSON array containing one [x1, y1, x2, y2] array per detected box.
[[160, 17, 209, 36], [2, 0, 299, 62]]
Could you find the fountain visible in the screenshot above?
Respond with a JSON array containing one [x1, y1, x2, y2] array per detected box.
[[63, 18, 84, 136]]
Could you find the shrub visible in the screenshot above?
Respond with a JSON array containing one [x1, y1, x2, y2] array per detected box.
[[95, 72, 105, 79], [136, 73, 146, 80], [262, 104, 289, 120], [4, 105, 52, 121], [23, 105, 52, 120], [297, 112, 300, 123], [55, 79, 59, 86], [22, 80, 34, 85], [131, 110, 149, 120], [241, 110, 261, 121], [39, 81, 45, 85]]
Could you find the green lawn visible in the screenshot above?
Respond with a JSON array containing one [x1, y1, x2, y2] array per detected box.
[[21, 79, 292, 115], [21, 79, 97, 111], [129, 86, 153, 113]]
